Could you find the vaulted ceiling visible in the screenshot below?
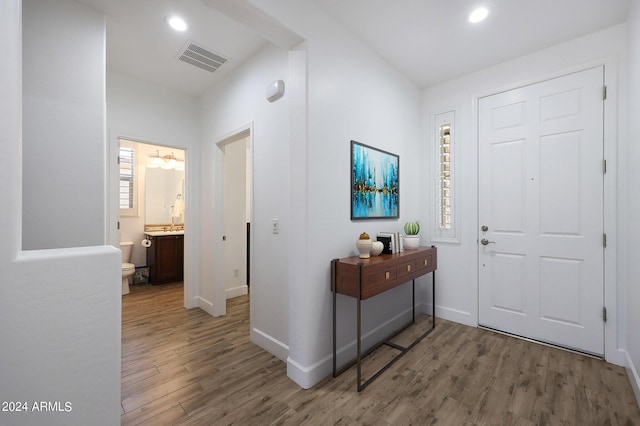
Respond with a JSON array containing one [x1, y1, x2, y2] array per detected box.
[[76, 0, 630, 96]]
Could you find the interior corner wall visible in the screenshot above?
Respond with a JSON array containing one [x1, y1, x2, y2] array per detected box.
[[199, 43, 291, 357], [625, 2, 640, 405], [0, 1, 122, 425], [22, 0, 105, 250], [247, 0, 423, 388], [421, 24, 627, 353]]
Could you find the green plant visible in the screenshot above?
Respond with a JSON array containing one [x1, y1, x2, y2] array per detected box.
[[404, 221, 420, 235]]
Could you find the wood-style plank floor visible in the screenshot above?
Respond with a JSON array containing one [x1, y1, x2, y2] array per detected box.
[[121, 283, 640, 425]]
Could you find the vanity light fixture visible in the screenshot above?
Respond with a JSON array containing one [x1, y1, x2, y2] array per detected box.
[[468, 7, 489, 23], [147, 150, 184, 170], [167, 15, 188, 32]]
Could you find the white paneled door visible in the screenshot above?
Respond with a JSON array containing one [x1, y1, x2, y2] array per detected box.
[[478, 67, 605, 356]]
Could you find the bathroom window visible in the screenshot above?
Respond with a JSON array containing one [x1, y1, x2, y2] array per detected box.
[[119, 142, 138, 217], [432, 110, 459, 243]]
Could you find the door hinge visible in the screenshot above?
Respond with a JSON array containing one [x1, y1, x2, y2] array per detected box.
[[603, 306, 607, 322], [603, 86, 607, 100], [602, 159, 607, 174], [117, 156, 120, 165], [603, 233, 607, 248], [117, 221, 120, 230]]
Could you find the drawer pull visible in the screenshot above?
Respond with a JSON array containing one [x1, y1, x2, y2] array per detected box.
[[423, 259, 429, 266], [407, 265, 411, 272], [385, 271, 390, 280]]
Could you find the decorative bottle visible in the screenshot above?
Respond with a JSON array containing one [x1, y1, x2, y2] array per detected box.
[[356, 232, 373, 259]]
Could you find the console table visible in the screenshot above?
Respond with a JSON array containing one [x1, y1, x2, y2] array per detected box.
[[331, 246, 437, 391]]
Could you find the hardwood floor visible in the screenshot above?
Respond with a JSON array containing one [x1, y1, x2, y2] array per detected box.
[[121, 283, 640, 425]]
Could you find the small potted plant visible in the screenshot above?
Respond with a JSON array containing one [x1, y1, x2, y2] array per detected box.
[[403, 220, 420, 249]]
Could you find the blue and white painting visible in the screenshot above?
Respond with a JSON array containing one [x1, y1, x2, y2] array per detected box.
[[351, 141, 399, 219]]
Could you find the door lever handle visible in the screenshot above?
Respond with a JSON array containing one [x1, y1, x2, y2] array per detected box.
[[480, 238, 496, 246]]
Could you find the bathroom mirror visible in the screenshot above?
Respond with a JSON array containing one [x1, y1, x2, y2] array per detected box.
[[145, 167, 185, 224]]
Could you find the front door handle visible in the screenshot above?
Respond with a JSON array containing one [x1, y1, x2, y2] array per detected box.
[[480, 238, 496, 246]]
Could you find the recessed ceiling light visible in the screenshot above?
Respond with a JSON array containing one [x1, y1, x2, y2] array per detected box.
[[468, 7, 489, 23], [167, 16, 188, 32]]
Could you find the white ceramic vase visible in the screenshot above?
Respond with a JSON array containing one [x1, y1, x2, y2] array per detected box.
[[403, 235, 420, 249], [356, 238, 373, 258], [370, 241, 384, 256]]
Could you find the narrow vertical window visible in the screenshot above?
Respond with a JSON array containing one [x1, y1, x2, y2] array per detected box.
[[433, 110, 458, 242], [439, 122, 451, 230], [119, 140, 138, 217]]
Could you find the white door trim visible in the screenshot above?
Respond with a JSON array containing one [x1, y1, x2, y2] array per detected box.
[[210, 122, 254, 318], [471, 57, 621, 365]]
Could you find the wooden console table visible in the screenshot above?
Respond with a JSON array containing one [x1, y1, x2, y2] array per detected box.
[[331, 246, 437, 391]]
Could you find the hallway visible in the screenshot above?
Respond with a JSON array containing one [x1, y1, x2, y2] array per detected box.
[[121, 284, 640, 425]]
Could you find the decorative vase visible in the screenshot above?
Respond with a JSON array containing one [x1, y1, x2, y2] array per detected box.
[[370, 241, 384, 256], [403, 235, 420, 249], [356, 232, 373, 258]]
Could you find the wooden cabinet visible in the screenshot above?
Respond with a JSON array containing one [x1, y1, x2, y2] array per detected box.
[[332, 246, 437, 391], [334, 246, 437, 299], [146, 234, 184, 284]]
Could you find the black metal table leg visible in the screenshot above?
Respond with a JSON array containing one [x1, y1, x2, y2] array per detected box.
[[332, 259, 337, 377], [432, 270, 436, 328], [356, 262, 362, 391], [412, 279, 415, 323]]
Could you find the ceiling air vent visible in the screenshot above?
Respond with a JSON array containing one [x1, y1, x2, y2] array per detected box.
[[178, 41, 229, 74]]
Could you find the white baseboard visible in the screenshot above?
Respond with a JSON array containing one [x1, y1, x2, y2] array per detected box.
[[626, 350, 640, 409], [226, 285, 248, 299], [185, 295, 199, 309], [286, 306, 415, 389], [607, 347, 627, 367], [251, 327, 289, 362], [197, 296, 215, 317], [287, 355, 332, 389], [418, 302, 474, 327]]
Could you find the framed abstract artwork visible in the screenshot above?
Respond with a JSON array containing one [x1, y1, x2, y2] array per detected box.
[[351, 140, 399, 220]]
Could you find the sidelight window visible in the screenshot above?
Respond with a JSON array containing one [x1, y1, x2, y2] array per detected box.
[[432, 110, 458, 243]]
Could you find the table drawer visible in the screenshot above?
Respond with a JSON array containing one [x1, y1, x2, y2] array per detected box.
[[361, 263, 397, 287], [416, 253, 436, 272], [397, 259, 417, 279], [332, 246, 437, 299]]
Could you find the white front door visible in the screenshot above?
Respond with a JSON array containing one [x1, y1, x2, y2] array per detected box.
[[478, 67, 605, 355]]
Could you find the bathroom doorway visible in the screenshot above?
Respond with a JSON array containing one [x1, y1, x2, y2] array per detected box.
[[118, 138, 186, 295]]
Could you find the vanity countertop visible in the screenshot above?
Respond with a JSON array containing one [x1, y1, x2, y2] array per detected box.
[[145, 230, 185, 237]]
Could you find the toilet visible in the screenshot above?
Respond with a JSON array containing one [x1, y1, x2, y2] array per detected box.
[[120, 241, 135, 295]]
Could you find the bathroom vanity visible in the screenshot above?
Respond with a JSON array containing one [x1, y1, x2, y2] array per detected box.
[[145, 231, 184, 284]]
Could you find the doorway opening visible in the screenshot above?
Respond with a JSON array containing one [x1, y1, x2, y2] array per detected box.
[[118, 138, 186, 298], [217, 128, 252, 303]]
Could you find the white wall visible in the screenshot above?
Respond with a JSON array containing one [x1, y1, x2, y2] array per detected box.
[[199, 43, 291, 359], [240, 0, 423, 387], [421, 25, 627, 363], [625, 2, 640, 405], [0, 1, 121, 424], [106, 71, 200, 305], [22, 0, 105, 250]]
